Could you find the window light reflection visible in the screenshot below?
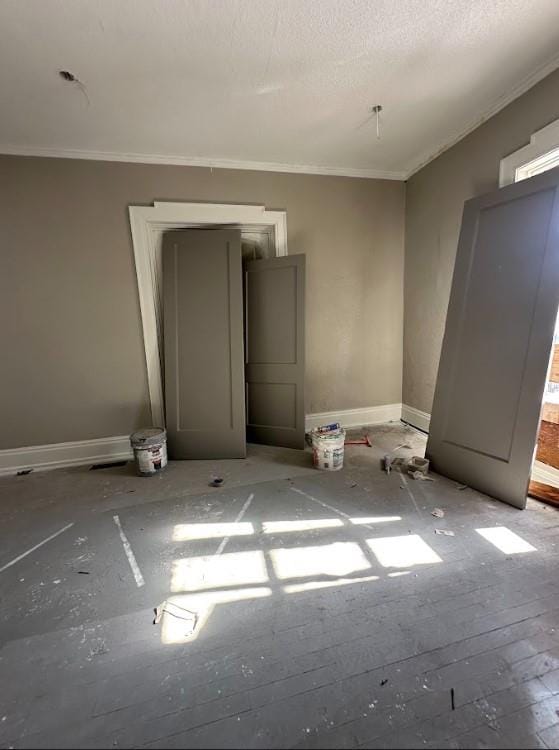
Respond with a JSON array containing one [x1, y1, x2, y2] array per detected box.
[[173, 522, 254, 542], [367, 535, 442, 568], [171, 550, 268, 592], [283, 574, 380, 594], [270, 542, 371, 580], [476, 527, 536, 554]]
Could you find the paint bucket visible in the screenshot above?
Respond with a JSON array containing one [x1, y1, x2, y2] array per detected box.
[[130, 428, 167, 477], [311, 428, 346, 471]]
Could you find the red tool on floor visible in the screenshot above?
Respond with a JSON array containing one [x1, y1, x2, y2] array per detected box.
[[344, 434, 373, 447]]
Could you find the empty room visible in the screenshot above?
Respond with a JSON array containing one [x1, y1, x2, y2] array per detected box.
[[3, 1, 559, 748]]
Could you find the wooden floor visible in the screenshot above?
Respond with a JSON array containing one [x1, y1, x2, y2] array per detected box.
[[529, 480, 559, 507], [1, 425, 559, 749]]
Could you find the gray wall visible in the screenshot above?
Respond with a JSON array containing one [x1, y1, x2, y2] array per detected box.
[[0, 156, 405, 449], [404, 68, 559, 415]]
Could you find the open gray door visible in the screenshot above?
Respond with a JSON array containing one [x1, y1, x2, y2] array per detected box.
[[245, 254, 305, 449], [163, 228, 246, 459], [427, 166, 559, 508]]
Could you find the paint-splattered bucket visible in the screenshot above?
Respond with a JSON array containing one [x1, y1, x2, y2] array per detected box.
[[311, 428, 346, 471], [130, 428, 168, 476]]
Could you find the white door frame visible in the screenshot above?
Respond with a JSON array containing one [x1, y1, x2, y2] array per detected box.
[[129, 201, 288, 427]]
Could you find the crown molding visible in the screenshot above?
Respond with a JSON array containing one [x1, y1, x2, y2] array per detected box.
[[403, 54, 559, 180], [2, 53, 559, 183], [0, 144, 406, 181], [4, 51, 558, 184]]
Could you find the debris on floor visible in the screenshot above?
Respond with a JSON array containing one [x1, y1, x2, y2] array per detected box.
[[383, 456, 409, 474], [456, 483, 469, 491], [90, 460, 128, 470], [409, 470, 435, 481], [210, 477, 224, 487], [431, 508, 445, 518], [381, 451, 434, 481], [16, 468, 32, 476], [154, 600, 197, 637], [381, 442, 413, 475], [344, 434, 372, 447], [435, 529, 455, 536], [408, 456, 430, 475], [451, 688, 456, 710], [380, 678, 388, 686]]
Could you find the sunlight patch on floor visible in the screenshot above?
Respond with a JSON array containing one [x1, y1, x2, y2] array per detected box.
[[283, 574, 380, 594], [262, 519, 343, 534], [173, 522, 254, 542], [171, 550, 268, 592], [270, 541, 371, 580], [172, 516, 403, 543], [476, 527, 536, 554], [367, 535, 442, 568], [160, 587, 272, 644]]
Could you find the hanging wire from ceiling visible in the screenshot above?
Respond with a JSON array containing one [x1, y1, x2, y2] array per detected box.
[[59, 70, 90, 106], [370, 105, 383, 140]]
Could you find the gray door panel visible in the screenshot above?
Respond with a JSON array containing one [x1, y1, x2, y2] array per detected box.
[[163, 228, 246, 459], [426, 166, 559, 508], [245, 254, 305, 449]]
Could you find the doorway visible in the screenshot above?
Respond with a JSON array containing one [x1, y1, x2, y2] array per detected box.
[[529, 311, 559, 506], [161, 227, 305, 459], [502, 124, 559, 508], [129, 201, 289, 430]]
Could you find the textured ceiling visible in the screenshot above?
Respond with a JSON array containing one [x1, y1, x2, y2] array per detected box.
[[1, 0, 559, 178]]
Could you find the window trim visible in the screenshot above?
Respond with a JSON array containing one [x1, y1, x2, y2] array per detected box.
[[499, 118, 559, 186]]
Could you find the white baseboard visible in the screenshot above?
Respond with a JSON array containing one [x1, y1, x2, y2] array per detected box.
[[401, 404, 431, 433], [305, 404, 403, 432], [0, 435, 133, 477], [531, 460, 559, 487], [1, 404, 407, 476]]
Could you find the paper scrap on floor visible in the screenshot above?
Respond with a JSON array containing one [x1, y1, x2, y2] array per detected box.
[[154, 600, 197, 636]]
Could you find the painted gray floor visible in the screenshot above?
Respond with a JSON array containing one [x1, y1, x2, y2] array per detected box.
[[1, 424, 559, 749]]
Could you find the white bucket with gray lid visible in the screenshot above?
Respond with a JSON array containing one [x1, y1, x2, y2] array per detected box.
[[130, 428, 167, 476], [311, 428, 346, 471]]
